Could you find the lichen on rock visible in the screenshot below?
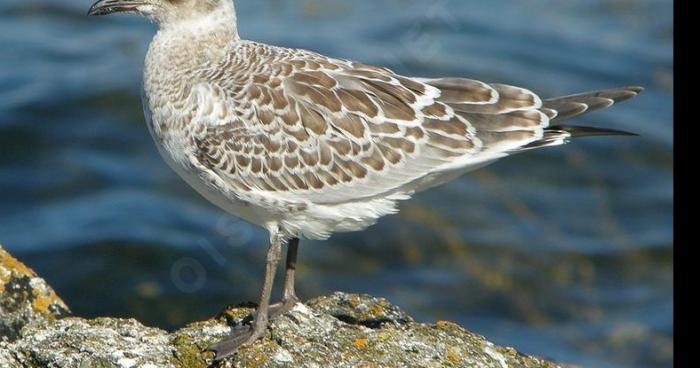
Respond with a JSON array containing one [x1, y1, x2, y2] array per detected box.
[[1, 245, 574, 368], [0, 245, 70, 341]]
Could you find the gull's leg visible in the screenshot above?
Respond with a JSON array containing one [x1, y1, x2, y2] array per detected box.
[[269, 237, 300, 318], [210, 231, 283, 361], [283, 237, 299, 301]]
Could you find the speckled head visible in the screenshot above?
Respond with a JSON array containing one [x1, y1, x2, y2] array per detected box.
[[87, 0, 235, 27]]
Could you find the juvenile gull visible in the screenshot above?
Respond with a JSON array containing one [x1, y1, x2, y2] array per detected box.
[[87, 0, 642, 360]]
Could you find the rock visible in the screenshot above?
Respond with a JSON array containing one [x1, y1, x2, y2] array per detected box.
[[0, 245, 70, 341], [0, 245, 572, 367], [306, 291, 414, 327], [6, 318, 174, 368]]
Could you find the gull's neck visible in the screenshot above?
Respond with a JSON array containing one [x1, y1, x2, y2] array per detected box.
[[146, 0, 239, 81], [158, 0, 239, 40]]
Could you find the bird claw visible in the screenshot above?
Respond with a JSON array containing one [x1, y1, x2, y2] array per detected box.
[[268, 298, 299, 319], [208, 298, 299, 361], [208, 325, 257, 361]]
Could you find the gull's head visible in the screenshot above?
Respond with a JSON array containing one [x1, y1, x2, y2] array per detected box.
[[88, 0, 232, 26]]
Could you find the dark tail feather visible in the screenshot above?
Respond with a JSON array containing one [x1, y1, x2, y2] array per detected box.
[[546, 124, 639, 137], [521, 124, 638, 150]]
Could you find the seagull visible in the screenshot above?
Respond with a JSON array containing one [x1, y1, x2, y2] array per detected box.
[[88, 0, 642, 360]]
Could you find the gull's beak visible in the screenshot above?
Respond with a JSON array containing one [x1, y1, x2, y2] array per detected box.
[[87, 0, 145, 16]]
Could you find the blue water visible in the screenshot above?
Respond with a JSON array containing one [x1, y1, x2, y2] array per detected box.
[[0, 0, 672, 367]]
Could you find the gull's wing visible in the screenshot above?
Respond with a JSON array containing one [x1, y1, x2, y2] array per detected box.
[[189, 42, 640, 205]]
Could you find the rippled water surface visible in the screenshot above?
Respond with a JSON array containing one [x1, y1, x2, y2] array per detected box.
[[0, 1, 673, 367]]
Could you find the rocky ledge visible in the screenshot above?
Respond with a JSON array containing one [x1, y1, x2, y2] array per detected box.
[[0, 245, 571, 368]]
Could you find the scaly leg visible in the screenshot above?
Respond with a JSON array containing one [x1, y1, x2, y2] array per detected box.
[[209, 231, 283, 361], [282, 237, 299, 302], [269, 237, 300, 318]]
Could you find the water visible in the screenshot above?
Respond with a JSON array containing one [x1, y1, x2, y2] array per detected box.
[[0, 0, 672, 367]]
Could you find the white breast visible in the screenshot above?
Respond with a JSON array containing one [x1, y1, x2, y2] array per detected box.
[[141, 89, 274, 229]]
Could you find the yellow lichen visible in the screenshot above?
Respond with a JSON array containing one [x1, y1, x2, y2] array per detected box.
[[219, 306, 255, 324], [436, 320, 458, 330], [369, 303, 386, 317], [447, 349, 460, 363], [31, 295, 52, 314], [348, 295, 360, 309], [376, 331, 392, 342], [1, 246, 69, 316], [353, 337, 368, 349], [1, 247, 36, 278], [170, 334, 210, 368]]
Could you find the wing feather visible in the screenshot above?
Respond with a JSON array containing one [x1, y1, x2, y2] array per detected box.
[[184, 42, 641, 208]]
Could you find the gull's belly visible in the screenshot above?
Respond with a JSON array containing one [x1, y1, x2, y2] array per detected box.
[[158, 143, 266, 227]]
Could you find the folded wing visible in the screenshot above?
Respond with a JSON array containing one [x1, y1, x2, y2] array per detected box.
[[189, 42, 641, 206]]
